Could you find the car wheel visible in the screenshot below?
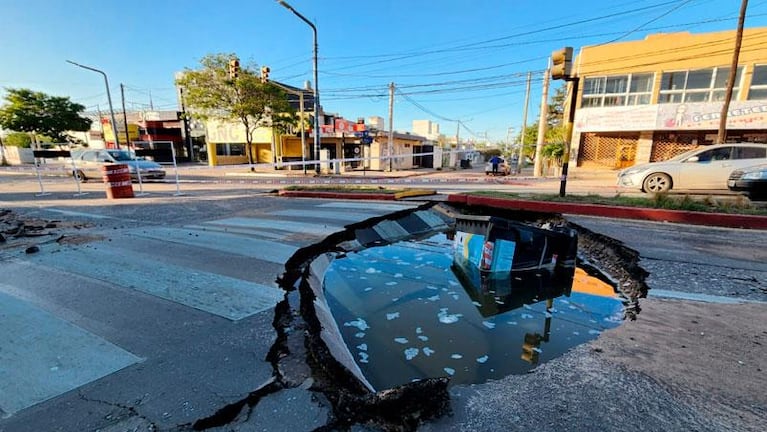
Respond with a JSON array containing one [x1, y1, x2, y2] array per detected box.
[[74, 170, 87, 183], [643, 173, 672, 193]]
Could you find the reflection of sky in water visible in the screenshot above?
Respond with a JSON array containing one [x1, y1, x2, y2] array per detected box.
[[323, 234, 624, 390]]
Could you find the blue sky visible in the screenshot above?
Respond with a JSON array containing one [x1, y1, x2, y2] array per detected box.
[[2, 0, 766, 142]]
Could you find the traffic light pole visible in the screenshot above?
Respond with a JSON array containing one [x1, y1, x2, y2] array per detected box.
[[559, 77, 579, 197]]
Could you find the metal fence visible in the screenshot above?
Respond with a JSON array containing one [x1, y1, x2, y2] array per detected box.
[[577, 133, 639, 170]]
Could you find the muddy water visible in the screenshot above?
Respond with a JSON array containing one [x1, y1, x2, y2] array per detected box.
[[323, 233, 624, 390]]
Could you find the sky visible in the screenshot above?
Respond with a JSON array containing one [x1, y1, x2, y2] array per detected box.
[[2, 0, 767, 142]]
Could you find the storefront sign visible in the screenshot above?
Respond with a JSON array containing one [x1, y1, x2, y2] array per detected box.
[[574, 105, 657, 132], [575, 100, 767, 133], [656, 101, 767, 130], [334, 118, 357, 133], [205, 119, 271, 143]]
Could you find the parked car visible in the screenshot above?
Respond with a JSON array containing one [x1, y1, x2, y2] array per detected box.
[[617, 143, 767, 193], [728, 163, 767, 200], [71, 149, 166, 182], [485, 157, 511, 176]]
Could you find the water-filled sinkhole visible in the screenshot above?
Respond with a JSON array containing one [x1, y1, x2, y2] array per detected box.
[[322, 232, 625, 391]]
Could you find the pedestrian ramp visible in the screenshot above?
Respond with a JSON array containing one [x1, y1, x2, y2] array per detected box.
[[0, 288, 141, 419]]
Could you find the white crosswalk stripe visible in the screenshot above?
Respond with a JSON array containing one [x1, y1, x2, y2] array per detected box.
[[0, 200, 416, 419]]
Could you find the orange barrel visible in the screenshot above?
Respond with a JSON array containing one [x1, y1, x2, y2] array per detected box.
[[101, 164, 134, 199]]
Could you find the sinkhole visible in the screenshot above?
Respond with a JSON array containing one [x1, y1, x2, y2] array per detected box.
[[307, 209, 634, 393]]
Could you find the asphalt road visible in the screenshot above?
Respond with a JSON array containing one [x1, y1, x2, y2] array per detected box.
[[1, 169, 765, 431]]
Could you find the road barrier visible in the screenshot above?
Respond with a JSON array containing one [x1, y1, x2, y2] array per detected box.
[[101, 164, 134, 199]]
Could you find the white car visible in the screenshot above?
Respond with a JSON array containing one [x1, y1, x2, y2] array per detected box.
[[485, 157, 511, 176], [617, 143, 767, 193], [72, 149, 166, 182]]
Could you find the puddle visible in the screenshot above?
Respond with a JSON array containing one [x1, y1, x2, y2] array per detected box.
[[323, 233, 625, 390]]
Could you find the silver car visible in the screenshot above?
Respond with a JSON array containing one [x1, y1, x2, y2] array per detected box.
[[72, 149, 166, 182], [617, 143, 767, 193]]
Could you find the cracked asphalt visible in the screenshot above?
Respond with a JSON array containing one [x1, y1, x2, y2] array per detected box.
[[1, 174, 766, 432]]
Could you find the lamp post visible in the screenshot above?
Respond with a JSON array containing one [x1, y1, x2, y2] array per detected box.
[[277, 0, 320, 175], [66, 60, 121, 149]]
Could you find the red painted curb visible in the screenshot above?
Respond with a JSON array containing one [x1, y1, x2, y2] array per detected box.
[[278, 191, 396, 200], [447, 195, 767, 230]]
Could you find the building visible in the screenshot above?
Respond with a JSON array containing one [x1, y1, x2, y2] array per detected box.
[[206, 114, 435, 172], [412, 120, 441, 140], [367, 116, 385, 131], [570, 27, 767, 171]]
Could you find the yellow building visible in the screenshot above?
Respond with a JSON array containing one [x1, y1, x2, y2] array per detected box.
[[205, 116, 431, 172], [204, 118, 276, 166], [570, 27, 767, 171]]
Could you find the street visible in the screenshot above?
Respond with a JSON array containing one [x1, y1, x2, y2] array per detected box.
[[0, 169, 765, 431]]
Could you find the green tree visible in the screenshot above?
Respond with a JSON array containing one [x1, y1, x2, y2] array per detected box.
[[4, 131, 32, 147], [519, 84, 568, 165], [0, 88, 91, 143], [542, 142, 565, 166], [175, 53, 294, 168], [547, 85, 567, 128]]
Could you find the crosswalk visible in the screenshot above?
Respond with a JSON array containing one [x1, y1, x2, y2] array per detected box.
[[0, 200, 417, 420]]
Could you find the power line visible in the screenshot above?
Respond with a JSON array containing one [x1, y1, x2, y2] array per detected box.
[[320, 0, 686, 73]]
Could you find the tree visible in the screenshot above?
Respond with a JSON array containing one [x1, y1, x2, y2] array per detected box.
[[175, 53, 294, 168], [4, 131, 32, 147], [0, 88, 91, 143], [519, 84, 569, 165], [547, 86, 567, 128]]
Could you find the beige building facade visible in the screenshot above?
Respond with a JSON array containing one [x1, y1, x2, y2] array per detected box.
[[570, 27, 767, 171]]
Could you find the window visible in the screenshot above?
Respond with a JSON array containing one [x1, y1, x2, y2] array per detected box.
[[659, 67, 742, 103], [215, 143, 246, 156], [748, 65, 767, 100], [229, 144, 245, 156], [695, 147, 732, 162], [732, 146, 766, 159], [81, 151, 99, 162], [581, 73, 654, 108]]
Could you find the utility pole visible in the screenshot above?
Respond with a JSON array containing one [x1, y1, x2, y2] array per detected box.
[[518, 71, 532, 174], [96, 104, 105, 145], [120, 84, 131, 150], [717, 0, 748, 144], [535, 62, 551, 177], [0, 134, 7, 166], [456, 122, 460, 150], [387, 82, 395, 171], [179, 87, 193, 161]]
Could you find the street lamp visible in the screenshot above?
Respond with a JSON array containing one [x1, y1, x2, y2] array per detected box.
[[66, 60, 121, 149], [276, 0, 320, 175]]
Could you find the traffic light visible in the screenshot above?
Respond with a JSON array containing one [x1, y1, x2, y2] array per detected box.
[[228, 58, 240, 80], [551, 47, 573, 81], [260, 66, 270, 83]]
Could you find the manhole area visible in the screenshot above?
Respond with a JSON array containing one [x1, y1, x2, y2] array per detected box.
[[323, 233, 625, 390]]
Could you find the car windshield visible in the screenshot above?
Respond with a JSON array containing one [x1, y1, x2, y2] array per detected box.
[[107, 150, 134, 161], [666, 148, 703, 162]]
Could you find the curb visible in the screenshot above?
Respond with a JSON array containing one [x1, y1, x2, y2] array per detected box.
[[278, 190, 397, 200], [447, 195, 767, 230]]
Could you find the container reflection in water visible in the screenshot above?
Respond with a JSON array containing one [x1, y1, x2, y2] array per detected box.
[[323, 233, 624, 391]]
